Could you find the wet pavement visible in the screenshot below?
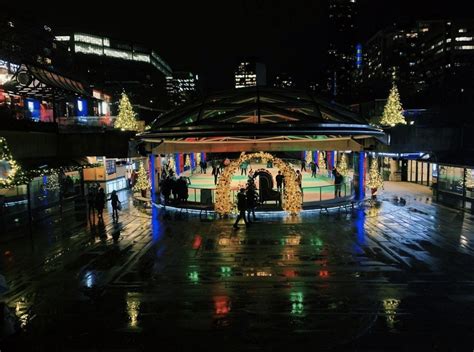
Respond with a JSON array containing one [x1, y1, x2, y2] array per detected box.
[[1, 183, 474, 351]]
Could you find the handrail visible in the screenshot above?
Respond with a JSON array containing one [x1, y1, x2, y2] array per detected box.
[[183, 181, 354, 205]]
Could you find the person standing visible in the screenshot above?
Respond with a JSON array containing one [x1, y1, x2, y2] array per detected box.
[[87, 185, 97, 223], [334, 171, 344, 197], [246, 184, 258, 222], [95, 187, 106, 220], [109, 190, 121, 221], [233, 188, 248, 229], [212, 166, 220, 185], [296, 170, 303, 191], [276, 171, 284, 193]]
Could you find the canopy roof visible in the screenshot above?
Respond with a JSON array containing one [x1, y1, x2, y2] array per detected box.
[[2, 64, 91, 100], [140, 87, 384, 153]]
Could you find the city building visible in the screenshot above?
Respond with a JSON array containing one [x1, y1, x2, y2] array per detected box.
[[358, 19, 474, 112], [54, 33, 172, 116], [166, 71, 199, 107], [327, 0, 358, 102], [273, 73, 295, 88], [234, 61, 266, 88]]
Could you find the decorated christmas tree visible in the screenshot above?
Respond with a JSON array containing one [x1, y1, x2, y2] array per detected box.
[[367, 158, 384, 190], [318, 151, 326, 169], [305, 151, 313, 165], [196, 152, 201, 166], [336, 153, 349, 177], [185, 154, 191, 169], [168, 156, 176, 175], [115, 93, 139, 131], [0, 137, 25, 188], [133, 164, 149, 193], [380, 84, 406, 127]]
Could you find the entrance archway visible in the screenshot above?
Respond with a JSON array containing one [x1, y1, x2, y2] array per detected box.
[[215, 152, 302, 216]]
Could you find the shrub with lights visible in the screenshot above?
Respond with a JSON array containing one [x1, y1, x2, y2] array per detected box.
[[215, 152, 302, 216]]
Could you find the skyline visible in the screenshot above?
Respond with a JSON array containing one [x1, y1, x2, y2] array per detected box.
[[5, 1, 473, 90]]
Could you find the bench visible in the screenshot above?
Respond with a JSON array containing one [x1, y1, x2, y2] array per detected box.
[[315, 198, 355, 214]]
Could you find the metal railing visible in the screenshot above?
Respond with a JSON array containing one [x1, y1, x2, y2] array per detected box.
[[183, 182, 354, 207], [57, 116, 117, 129]]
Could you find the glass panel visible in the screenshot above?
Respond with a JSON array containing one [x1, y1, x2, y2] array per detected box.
[[438, 166, 464, 195], [466, 168, 474, 199]]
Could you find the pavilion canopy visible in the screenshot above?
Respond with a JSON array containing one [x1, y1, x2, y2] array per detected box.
[[140, 87, 385, 153]]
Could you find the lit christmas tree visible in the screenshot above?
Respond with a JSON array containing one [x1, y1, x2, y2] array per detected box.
[[115, 93, 139, 131], [336, 153, 349, 176], [133, 163, 150, 193], [318, 151, 326, 169], [196, 152, 201, 166], [367, 158, 384, 190], [380, 84, 407, 127], [305, 151, 313, 165], [185, 154, 191, 169], [168, 156, 176, 175]]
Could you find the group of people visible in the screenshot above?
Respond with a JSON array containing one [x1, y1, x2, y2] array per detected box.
[[160, 175, 190, 204], [87, 184, 121, 223], [233, 176, 259, 229], [300, 159, 319, 178]]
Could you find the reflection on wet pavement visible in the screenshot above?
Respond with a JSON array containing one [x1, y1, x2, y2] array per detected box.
[[1, 186, 474, 351]]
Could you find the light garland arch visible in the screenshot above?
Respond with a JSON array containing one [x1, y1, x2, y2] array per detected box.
[[215, 152, 302, 216]]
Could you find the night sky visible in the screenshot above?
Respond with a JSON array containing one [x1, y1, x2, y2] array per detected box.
[[8, 1, 472, 91]]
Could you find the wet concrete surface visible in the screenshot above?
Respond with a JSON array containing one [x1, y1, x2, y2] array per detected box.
[[1, 184, 474, 351]]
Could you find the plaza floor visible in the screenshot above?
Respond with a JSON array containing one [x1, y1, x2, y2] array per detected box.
[[1, 182, 474, 351]]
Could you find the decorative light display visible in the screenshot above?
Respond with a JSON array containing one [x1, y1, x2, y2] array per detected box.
[[336, 153, 349, 177], [215, 152, 302, 216], [132, 163, 150, 192], [0, 137, 24, 188], [366, 158, 384, 189], [380, 84, 407, 127], [318, 151, 326, 170], [185, 154, 191, 169], [196, 152, 201, 166], [115, 92, 139, 131], [465, 169, 474, 189]]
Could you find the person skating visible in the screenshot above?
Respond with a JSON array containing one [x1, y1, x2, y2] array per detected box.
[[301, 159, 307, 172], [233, 188, 248, 229], [212, 166, 220, 185], [310, 161, 319, 178]]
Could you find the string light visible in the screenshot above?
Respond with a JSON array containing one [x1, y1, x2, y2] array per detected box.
[[0, 137, 23, 188], [215, 152, 302, 216]]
